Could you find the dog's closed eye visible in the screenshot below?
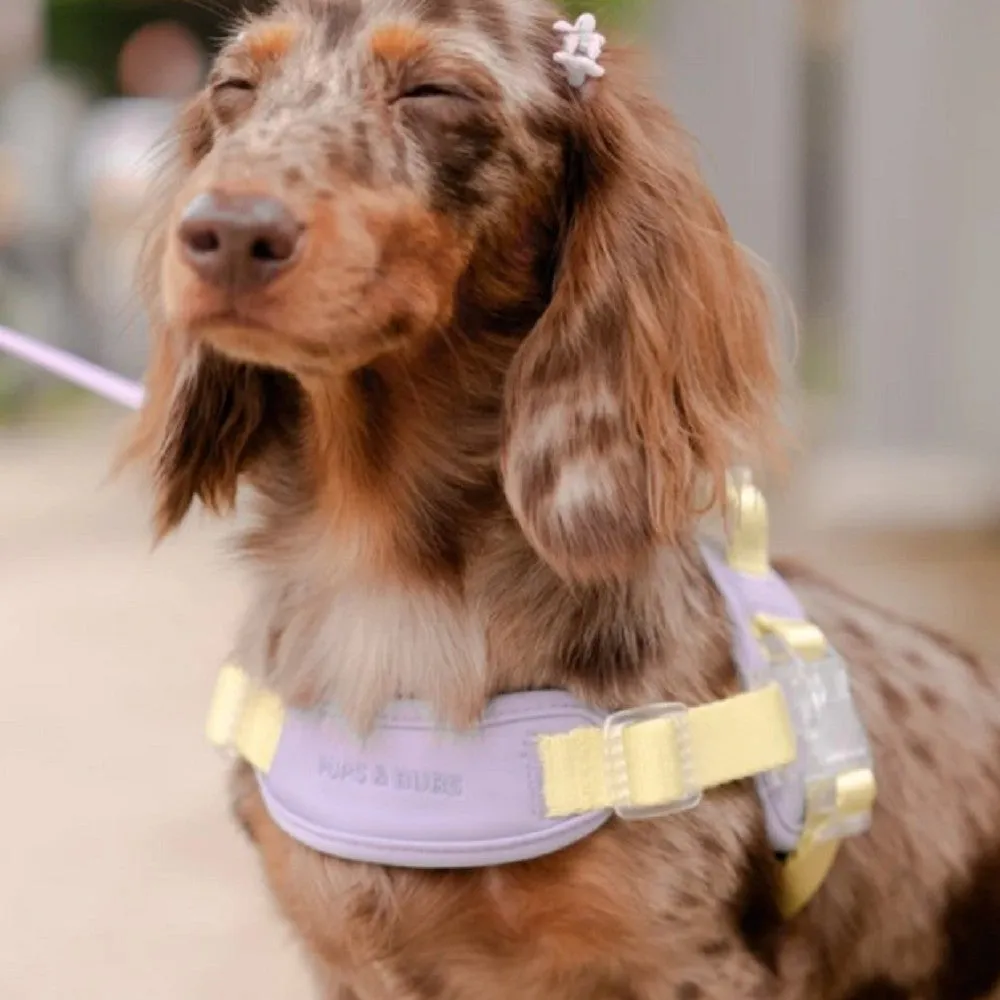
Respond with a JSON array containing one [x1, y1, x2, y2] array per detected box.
[[210, 78, 257, 125], [393, 82, 484, 128], [398, 83, 471, 101]]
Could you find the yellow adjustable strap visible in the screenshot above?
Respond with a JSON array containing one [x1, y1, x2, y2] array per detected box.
[[538, 679, 854, 920], [778, 764, 876, 917], [205, 663, 285, 772], [539, 684, 796, 817], [778, 839, 841, 918]]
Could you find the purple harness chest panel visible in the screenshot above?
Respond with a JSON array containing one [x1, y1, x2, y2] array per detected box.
[[253, 542, 813, 867], [256, 692, 612, 868]]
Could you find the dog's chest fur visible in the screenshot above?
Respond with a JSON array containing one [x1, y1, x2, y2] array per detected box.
[[231, 488, 744, 734], [233, 509, 495, 729]]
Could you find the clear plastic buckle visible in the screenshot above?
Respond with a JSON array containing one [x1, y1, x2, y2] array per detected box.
[[603, 703, 704, 820], [755, 622, 876, 843]]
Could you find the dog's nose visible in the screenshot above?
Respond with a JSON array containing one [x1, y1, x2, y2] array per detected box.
[[178, 192, 302, 291]]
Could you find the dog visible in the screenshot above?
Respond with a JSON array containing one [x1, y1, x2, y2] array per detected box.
[[124, 0, 1000, 996]]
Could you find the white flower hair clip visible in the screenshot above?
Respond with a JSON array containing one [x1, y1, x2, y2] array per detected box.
[[553, 13, 606, 89]]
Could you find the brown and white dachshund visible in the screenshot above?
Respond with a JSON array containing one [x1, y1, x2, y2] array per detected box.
[[124, 0, 1000, 996]]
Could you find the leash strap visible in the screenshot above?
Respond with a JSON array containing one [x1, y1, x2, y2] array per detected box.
[[0, 325, 144, 411]]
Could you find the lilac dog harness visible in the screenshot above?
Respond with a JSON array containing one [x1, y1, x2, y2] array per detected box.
[[253, 691, 611, 868], [207, 472, 876, 918]]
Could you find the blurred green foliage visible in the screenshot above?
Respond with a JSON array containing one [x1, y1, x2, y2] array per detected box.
[[46, 0, 223, 96], [45, 0, 642, 96], [563, 0, 643, 31]]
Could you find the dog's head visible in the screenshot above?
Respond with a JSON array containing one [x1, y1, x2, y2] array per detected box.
[[130, 0, 779, 583]]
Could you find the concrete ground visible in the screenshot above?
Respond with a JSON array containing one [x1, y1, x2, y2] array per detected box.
[[2, 405, 998, 999], [1, 406, 312, 999]]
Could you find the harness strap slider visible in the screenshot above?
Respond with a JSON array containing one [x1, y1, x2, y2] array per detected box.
[[603, 703, 703, 819]]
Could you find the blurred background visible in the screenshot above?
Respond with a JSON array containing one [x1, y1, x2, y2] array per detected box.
[[1, 1, 998, 997]]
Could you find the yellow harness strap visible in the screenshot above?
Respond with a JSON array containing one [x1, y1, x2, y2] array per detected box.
[[537, 683, 845, 919], [778, 839, 841, 917], [206, 663, 285, 772], [538, 685, 796, 816]]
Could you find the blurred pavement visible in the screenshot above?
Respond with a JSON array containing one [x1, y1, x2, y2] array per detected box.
[[1, 406, 312, 1000], [1, 407, 998, 998]]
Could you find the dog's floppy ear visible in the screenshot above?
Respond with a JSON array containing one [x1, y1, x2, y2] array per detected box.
[[502, 55, 779, 583], [120, 93, 300, 536]]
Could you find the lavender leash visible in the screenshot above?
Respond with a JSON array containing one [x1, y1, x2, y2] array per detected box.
[[0, 324, 144, 411]]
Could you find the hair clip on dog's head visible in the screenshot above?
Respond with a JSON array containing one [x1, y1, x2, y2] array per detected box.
[[553, 13, 606, 89]]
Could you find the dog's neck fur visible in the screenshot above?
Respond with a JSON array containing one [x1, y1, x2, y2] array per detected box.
[[232, 324, 735, 731]]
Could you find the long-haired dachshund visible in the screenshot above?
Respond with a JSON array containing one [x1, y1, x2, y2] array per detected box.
[[124, 0, 1000, 996]]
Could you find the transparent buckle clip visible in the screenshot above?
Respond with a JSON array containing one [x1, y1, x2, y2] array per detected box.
[[603, 703, 704, 820], [755, 620, 877, 844]]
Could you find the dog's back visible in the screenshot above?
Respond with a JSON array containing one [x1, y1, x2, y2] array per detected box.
[[784, 564, 1000, 1000]]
